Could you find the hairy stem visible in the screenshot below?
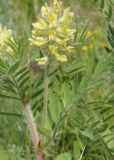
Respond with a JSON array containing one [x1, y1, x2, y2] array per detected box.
[[24, 102, 44, 160]]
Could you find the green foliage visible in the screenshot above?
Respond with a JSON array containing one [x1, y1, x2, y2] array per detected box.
[[107, 24, 114, 49], [0, 0, 114, 160], [91, 0, 113, 20]]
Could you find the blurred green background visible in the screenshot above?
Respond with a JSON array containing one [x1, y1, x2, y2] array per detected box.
[[0, 0, 106, 31]]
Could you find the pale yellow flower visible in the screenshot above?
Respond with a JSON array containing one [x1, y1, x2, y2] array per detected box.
[[55, 53, 67, 62], [62, 46, 75, 53], [29, 37, 48, 47], [53, 0, 62, 13], [29, 0, 75, 64], [59, 7, 74, 24], [49, 45, 67, 62], [48, 30, 57, 41], [36, 57, 48, 65], [49, 45, 58, 54], [0, 24, 17, 57], [0, 24, 12, 51]]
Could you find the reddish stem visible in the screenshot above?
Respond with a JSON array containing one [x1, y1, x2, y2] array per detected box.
[[24, 102, 44, 160]]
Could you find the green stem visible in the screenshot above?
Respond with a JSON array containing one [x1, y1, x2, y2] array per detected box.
[[42, 63, 49, 128]]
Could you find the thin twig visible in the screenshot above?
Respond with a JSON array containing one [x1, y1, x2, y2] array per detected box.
[[78, 145, 86, 160]]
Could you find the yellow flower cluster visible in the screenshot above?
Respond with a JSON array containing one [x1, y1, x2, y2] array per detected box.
[[0, 24, 13, 53], [29, 0, 75, 65]]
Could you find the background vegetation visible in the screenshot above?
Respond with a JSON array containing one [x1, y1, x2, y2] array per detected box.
[[0, 0, 114, 160]]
